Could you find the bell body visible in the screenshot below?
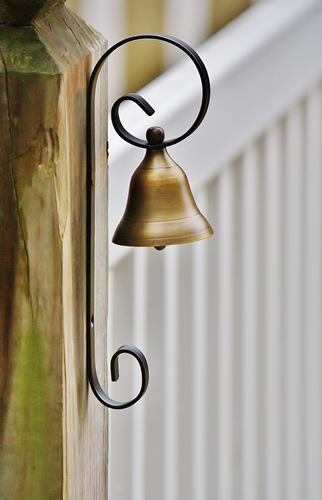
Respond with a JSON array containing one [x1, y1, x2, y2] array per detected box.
[[112, 142, 213, 248]]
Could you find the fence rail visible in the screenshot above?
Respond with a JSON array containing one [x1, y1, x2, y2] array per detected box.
[[107, 1, 322, 498]]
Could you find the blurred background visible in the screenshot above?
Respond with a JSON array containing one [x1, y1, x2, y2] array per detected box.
[[66, 0, 254, 103], [66, 0, 322, 499]]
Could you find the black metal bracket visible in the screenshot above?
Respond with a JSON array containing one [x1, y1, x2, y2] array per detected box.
[[86, 34, 210, 409]]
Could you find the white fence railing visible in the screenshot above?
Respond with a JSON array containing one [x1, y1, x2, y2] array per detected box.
[[107, 0, 322, 499]]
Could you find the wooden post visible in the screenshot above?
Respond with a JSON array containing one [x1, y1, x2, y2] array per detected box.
[[0, 1, 108, 498]]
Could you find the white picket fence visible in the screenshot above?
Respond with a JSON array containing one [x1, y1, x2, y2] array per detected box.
[[106, 0, 322, 499]]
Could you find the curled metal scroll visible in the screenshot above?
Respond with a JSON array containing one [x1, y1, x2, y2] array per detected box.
[[86, 34, 210, 409], [87, 332, 149, 409], [88, 33, 211, 151]]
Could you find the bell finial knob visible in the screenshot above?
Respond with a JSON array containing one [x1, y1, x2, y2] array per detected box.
[[146, 126, 165, 146]]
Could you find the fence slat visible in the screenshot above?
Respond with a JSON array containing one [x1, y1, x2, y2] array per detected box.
[[264, 123, 284, 500], [304, 86, 322, 500], [241, 144, 260, 500], [206, 179, 220, 500], [163, 0, 211, 66], [145, 249, 166, 500], [164, 246, 180, 500], [132, 248, 149, 500], [192, 189, 210, 500], [216, 164, 235, 500], [284, 102, 305, 500], [108, 254, 134, 500]]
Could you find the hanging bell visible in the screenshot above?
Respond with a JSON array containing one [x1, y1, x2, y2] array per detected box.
[[112, 126, 214, 250]]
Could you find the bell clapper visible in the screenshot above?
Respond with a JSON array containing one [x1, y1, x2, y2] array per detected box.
[[154, 246, 166, 251]]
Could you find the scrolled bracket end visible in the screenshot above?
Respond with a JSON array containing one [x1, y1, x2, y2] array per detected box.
[[87, 330, 149, 410]]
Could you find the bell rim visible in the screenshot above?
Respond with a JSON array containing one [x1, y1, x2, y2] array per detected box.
[[112, 225, 214, 247]]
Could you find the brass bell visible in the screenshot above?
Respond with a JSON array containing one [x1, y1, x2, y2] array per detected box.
[[112, 126, 214, 250]]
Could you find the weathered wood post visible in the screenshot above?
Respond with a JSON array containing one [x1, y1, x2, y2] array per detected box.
[[0, 1, 108, 497]]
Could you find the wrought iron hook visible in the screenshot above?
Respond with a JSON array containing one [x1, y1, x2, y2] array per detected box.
[[86, 34, 210, 409], [86, 42, 152, 410]]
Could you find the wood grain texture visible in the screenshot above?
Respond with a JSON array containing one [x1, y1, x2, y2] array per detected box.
[[0, 2, 108, 498]]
